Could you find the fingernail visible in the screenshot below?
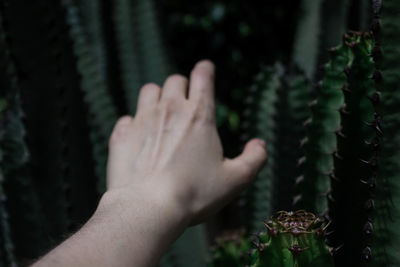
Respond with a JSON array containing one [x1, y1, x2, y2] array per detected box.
[[257, 139, 266, 148]]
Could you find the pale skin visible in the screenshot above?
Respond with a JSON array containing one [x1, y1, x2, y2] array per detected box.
[[33, 60, 267, 267]]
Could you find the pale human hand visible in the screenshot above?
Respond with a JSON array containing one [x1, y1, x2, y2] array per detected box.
[[33, 60, 267, 267], [105, 60, 267, 225]]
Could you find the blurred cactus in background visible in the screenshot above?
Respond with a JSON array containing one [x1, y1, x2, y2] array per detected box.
[[0, 0, 399, 266]]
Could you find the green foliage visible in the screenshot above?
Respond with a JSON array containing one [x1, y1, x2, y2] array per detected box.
[[296, 39, 352, 214]]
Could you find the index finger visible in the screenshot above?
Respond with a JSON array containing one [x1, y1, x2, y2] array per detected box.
[[188, 60, 215, 105]]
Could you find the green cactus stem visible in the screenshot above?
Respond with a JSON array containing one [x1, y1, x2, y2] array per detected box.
[[0, 100, 16, 267], [327, 31, 379, 265], [63, 0, 118, 195], [0, 6, 49, 261], [114, 0, 170, 115], [296, 38, 352, 214], [249, 210, 333, 267], [370, 1, 400, 266], [242, 63, 283, 232], [243, 64, 310, 233]]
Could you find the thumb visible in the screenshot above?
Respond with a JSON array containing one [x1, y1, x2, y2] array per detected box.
[[222, 138, 268, 189]]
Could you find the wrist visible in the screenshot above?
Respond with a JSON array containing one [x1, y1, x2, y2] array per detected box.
[[97, 184, 191, 238]]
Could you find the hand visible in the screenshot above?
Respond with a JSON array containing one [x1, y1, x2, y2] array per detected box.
[[106, 60, 267, 225], [33, 60, 267, 267]]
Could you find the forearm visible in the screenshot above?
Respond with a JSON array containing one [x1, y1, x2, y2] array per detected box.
[[33, 188, 189, 267]]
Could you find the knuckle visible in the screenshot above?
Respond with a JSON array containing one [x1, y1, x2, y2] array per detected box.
[[109, 116, 131, 145], [189, 102, 205, 123], [189, 101, 215, 125], [160, 99, 176, 116]]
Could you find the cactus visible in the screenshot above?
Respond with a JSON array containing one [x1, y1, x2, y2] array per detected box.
[[63, 0, 118, 195], [243, 64, 283, 232], [210, 211, 333, 267], [293, 0, 348, 80], [114, 0, 170, 115], [249, 211, 333, 267], [0, 100, 16, 267], [327, 31, 380, 265], [370, 1, 400, 266], [296, 39, 352, 214], [243, 63, 310, 233], [0, 7, 51, 261]]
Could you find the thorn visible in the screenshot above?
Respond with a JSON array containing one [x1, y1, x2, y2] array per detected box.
[[343, 66, 351, 77], [329, 171, 340, 182], [303, 118, 312, 127], [360, 176, 376, 191], [371, 70, 383, 83], [263, 222, 278, 237], [333, 151, 344, 161], [252, 241, 265, 252], [365, 137, 380, 149], [295, 175, 304, 185], [341, 83, 351, 93], [364, 199, 375, 211], [368, 92, 380, 105], [288, 245, 309, 257], [300, 137, 308, 147], [338, 103, 349, 114], [363, 221, 373, 235], [329, 244, 343, 256], [362, 246, 372, 261], [372, 0, 382, 15], [371, 45, 382, 62], [360, 158, 378, 168], [327, 192, 336, 203], [328, 47, 337, 55], [314, 81, 322, 91], [322, 209, 330, 221], [308, 99, 318, 108], [292, 194, 302, 205], [297, 156, 306, 166], [316, 221, 331, 237], [335, 130, 346, 139]]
